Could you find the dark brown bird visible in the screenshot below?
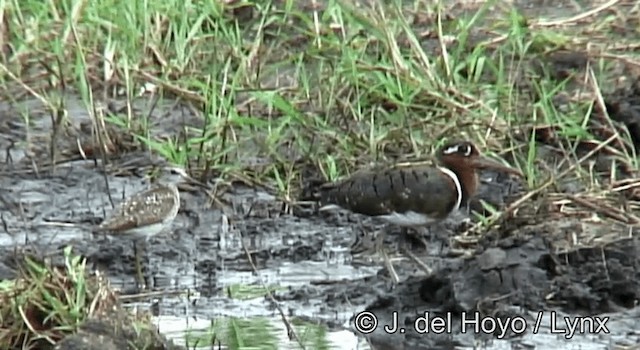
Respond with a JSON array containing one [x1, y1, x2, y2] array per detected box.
[[318, 140, 523, 225], [315, 140, 523, 281]]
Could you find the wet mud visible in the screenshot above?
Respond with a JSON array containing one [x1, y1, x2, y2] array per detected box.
[[53, 306, 184, 350], [2, 64, 640, 350], [2, 122, 640, 349], [2, 3, 640, 349], [345, 233, 640, 349]]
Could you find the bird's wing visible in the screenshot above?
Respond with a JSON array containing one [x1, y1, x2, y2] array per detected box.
[[97, 186, 177, 232], [319, 165, 458, 219]]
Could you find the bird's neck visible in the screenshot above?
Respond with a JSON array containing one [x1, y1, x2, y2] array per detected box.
[[440, 163, 477, 207], [158, 182, 180, 197]]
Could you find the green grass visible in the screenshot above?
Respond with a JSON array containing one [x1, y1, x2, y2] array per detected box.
[[0, 247, 99, 348], [0, 248, 189, 350], [2, 0, 640, 348], [226, 283, 285, 300], [183, 316, 332, 350], [6, 0, 637, 192]]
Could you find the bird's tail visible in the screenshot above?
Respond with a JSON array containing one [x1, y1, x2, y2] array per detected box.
[[298, 178, 328, 202]]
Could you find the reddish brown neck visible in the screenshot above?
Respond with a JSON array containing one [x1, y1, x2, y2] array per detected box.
[[441, 160, 478, 205]]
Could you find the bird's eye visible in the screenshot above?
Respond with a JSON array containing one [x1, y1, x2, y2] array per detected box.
[[168, 167, 186, 177], [461, 144, 472, 156]]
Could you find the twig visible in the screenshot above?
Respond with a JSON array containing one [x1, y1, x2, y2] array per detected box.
[[482, 0, 623, 46], [463, 133, 621, 236], [399, 246, 433, 275], [565, 194, 640, 225], [93, 102, 116, 210], [311, 0, 321, 49], [532, 0, 621, 27], [611, 179, 640, 193], [237, 224, 306, 349]]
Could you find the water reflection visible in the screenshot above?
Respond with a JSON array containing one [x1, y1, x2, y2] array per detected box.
[[154, 315, 366, 350]]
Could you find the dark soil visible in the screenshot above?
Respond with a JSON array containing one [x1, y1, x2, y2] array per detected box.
[[2, 72, 640, 347], [1, 2, 640, 348]]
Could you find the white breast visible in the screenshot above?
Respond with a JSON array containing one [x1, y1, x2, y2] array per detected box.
[[379, 211, 438, 226]]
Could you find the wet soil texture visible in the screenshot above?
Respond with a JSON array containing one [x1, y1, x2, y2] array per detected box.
[[3, 0, 640, 345], [1, 94, 640, 350]]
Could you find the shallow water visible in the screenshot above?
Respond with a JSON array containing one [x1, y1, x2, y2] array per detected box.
[[154, 315, 365, 349], [2, 71, 640, 349], [0, 150, 384, 347]]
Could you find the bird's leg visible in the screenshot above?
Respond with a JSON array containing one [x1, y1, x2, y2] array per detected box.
[[374, 226, 400, 286], [413, 226, 430, 250], [133, 240, 145, 290], [374, 227, 386, 252], [394, 227, 428, 257], [394, 226, 432, 276], [351, 218, 400, 286], [381, 248, 400, 288], [399, 245, 433, 275]]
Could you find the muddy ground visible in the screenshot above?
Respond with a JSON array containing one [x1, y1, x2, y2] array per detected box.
[[1, 85, 640, 350], [2, 1, 640, 349]]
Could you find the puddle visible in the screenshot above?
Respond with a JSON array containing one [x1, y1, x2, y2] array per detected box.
[[2, 38, 640, 347], [154, 315, 364, 349]]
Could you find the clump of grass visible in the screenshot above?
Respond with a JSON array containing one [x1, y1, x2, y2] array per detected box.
[[2, 0, 640, 348], [6, 0, 638, 191], [2, 0, 637, 234], [0, 246, 112, 349]]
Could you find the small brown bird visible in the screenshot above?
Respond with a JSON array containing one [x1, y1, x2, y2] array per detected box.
[[316, 140, 523, 282], [95, 166, 190, 239], [95, 165, 198, 287]]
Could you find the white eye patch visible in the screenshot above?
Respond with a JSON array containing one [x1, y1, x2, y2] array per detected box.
[[442, 144, 473, 156], [442, 145, 460, 155]]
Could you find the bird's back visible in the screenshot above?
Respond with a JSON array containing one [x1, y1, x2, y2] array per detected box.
[[96, 184, 180, 234], [318, 164, 459, 221]]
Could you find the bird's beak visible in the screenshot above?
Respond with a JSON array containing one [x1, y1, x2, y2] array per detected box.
[[183, 176, 210, 190], [471, 157, 524, 178], [173, 170, 210, 190]]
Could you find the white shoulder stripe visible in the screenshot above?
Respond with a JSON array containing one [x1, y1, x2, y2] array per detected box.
[[437, 166, 462, 211]]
